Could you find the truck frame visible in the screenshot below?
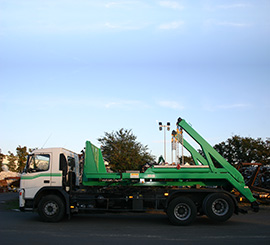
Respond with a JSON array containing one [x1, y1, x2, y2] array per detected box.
[[19, 117, 258, 225]]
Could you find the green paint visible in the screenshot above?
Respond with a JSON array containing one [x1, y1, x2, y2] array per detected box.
[[82, 118, 257, 203], [21, 173, 61, 180]]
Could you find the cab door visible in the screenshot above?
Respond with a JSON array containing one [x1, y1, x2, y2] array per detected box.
[[21, 153, 52, 199]]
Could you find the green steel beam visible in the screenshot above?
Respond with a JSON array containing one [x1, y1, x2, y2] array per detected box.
[[176, 117, 256, 202], [177, 118, 244, 182], [82, 119, 257, 203]]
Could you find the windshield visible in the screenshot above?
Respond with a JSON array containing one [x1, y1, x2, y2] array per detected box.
[[24, 154, 50, 173]]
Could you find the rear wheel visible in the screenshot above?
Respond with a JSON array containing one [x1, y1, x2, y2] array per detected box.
[[38, 195, 65, 222], [167, 197, 197, 226], [203, 193, 234, 222]]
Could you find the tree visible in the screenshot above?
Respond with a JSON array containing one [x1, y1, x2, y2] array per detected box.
[[16, 145, 28, 173], [98, 128, 155, 172], [179, 155, 195, 165], [213, 136, 270, 165], [7, 151, 17, 172], [0, 149, 4, 172]]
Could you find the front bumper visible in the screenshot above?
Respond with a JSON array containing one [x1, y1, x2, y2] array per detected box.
[[19, 189, 25, 208]]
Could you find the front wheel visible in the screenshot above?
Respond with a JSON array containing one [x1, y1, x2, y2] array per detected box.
[[38, 195, 65, 222], [167, 197, 197, 226], [203, 193, 234, 222]]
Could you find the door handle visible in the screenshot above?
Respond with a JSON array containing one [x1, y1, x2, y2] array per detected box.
[[44, 180, 50, 183]]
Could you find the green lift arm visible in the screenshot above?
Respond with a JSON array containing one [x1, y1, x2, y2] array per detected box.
[[82, 117, 257, 204], [175, 117, 256, 203]]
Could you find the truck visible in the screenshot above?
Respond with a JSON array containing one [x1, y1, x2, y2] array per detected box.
[[19, 117, 259, 225]]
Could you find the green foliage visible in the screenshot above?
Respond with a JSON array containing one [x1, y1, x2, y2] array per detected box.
[[179, 156, 195, 165], [0, 149, 4, 172], [16, 145, 28, 173], [3, 145, 31, 172], [98, 128, 155, 172], [7, 151, 17, 172], [214, 135, 270, 165]]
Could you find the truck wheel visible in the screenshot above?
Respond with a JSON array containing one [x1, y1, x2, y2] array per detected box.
[[167, 197, 197, 226], [38, 195, 65, 222], [203, 193, 234, 222]]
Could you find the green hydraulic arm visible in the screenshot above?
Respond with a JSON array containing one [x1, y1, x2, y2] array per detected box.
[[176, 117, 256, 203], [82, 117, 257, 204]]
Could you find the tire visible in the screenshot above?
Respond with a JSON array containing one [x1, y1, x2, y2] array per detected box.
[[167, 197, 197, 226], [38, 195, 65, 222], [203, 193, 234, 222]]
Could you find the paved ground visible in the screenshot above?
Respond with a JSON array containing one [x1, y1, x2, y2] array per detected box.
[[0, 192, 270, 244]]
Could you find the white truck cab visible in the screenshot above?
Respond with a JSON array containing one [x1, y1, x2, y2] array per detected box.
[[19, 148, 79, 212]]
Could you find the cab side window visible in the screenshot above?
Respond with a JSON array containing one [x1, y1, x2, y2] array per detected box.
[[29, 154, 50, 172]]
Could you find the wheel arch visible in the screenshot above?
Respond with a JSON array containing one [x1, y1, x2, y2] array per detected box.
[[34, 187, 70, 215], [165, 190, 208, 208]]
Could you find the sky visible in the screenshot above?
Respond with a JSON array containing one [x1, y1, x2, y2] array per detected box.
[[0, 0, 270, 163]]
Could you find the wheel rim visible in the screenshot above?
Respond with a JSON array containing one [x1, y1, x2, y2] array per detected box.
[[44, 202, 58, 216], [174, 203, 191, 221], [211, 198, 229, 216]]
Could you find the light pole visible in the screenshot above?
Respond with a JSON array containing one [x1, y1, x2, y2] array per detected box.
[[159, 122, 170, 162]]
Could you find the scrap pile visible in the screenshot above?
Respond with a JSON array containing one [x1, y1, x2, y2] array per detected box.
[[238, 163, 270, 203]]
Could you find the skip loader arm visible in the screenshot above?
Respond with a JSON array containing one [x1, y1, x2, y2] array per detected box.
[[176, 117, 258, 207]]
